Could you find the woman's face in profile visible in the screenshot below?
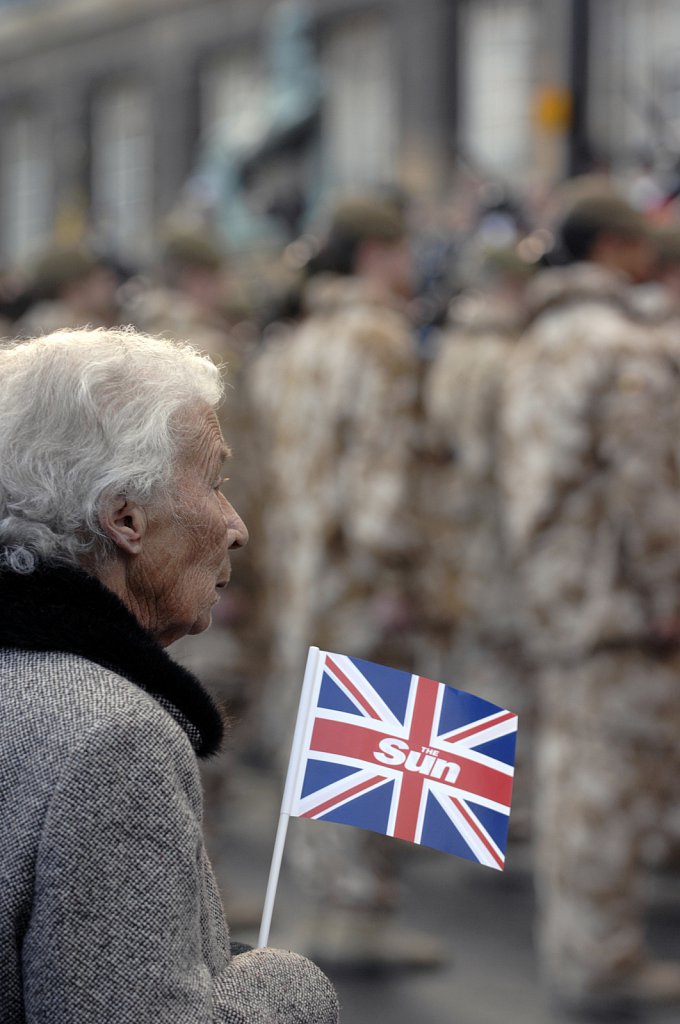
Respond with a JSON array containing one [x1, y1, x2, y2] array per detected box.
[[129, 406, 248, 647]]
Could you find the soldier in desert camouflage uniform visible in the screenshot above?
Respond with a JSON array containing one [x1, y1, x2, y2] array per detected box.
[[249, 197, 441, 965], [251, 198, 418, 749], [500, 195, 680, 1012], [418, 251, 535, 830]]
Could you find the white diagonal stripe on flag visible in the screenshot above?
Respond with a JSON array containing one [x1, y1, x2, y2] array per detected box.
[[438, 708, 514, 745], [325, 653, 406, 734]]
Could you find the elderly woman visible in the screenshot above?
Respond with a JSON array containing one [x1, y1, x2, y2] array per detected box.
[[0, 329, 339, 1024]]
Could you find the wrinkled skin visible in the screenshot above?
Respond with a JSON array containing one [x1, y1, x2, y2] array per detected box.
[[98, 404, 248, 646]]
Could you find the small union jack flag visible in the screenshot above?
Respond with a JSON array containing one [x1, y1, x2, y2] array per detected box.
[[286, 649, 518, 870]]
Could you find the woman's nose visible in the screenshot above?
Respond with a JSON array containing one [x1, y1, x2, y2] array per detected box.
[[227, 503, 249, 549]]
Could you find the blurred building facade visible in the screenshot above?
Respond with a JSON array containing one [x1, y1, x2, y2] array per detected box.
[[0, 0, 679, 268]]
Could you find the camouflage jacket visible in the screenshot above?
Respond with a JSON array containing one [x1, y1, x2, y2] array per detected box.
[[250, 275, 419, 668], [500, 262, 680, 662], [419, 293, 522, 637]]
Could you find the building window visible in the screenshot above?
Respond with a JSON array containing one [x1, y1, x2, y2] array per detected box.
[[1, 110, 51, 267], [201, 50, 267, 150], [91, 82, 153, 264], [589, 0, 680, 168], [322, 14, 399, 191], [459, 0, 536, 182]]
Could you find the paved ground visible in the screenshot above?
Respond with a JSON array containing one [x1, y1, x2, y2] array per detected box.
[[209, 765, 680, 1024]]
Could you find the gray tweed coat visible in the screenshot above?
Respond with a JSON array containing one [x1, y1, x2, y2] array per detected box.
[[0, 567, 339, 1024]]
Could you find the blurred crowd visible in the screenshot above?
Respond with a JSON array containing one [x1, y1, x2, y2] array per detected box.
[[3, 170, 680, 1018]]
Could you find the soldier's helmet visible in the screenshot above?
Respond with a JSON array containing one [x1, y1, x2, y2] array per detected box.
[[330, 196, 406, 243], [558, 194, 650, 262], [160, 230, 224, 274], [29, 246, 99, 301], [308, 194, 408, 276]]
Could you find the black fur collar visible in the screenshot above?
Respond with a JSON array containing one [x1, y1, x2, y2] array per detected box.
[[0, 565, 223, 758]]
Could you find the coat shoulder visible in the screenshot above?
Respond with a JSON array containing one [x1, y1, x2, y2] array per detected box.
[[0, 648, 196, 788]]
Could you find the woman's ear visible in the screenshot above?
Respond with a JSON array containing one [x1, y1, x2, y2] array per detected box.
[[99, 494, 147, 556]]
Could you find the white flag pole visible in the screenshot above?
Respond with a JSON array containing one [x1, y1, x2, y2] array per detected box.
[[257, 646, 321, 948]]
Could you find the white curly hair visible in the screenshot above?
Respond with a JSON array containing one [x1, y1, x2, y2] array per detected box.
[[0, 327, 224, 573]]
